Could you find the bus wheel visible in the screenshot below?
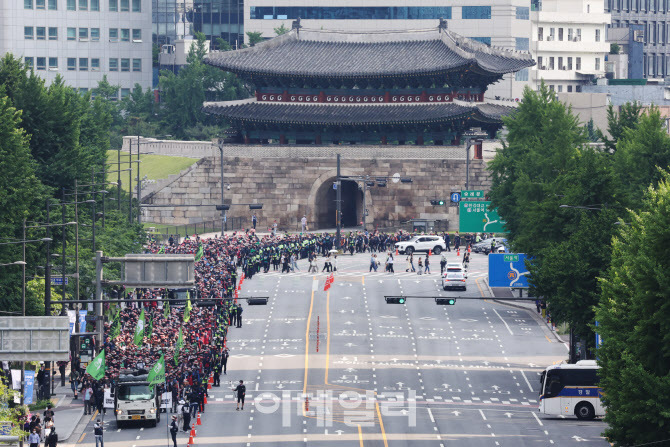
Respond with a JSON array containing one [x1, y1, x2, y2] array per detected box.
[[575, 402, 595, 420]]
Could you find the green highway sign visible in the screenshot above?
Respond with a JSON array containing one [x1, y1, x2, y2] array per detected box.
[[461, 190, 485, 199], [459, 201, 507, 233], [503, 254, 519, 262]]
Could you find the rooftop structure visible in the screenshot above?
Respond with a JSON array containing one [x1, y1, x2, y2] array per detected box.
[[204, 21, 534, 145]]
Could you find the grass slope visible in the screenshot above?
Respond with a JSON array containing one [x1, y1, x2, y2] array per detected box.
[[106, 150, 196, 193]]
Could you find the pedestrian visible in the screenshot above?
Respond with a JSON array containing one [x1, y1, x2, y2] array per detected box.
[[233, 380, 246, 411], [222, 348, 229, 375], [454, 233, 461, 251], [424, 256, 431, 274], [272, 220, 278, 235], [93, 419, 103, 447], [252, 213, 257, 230], [290, 253, 299, 272], [57, 361, 67, 387], [301, 215, 307, 233], [369, 254, 377, 272], [29, 429, 40, 447], [176, 399, 184, 429], [69, 368, 80, 400], [387, 253, 394, 274], [417, 257, 423, 275], [84, 384, 94, 415], [444, 232, 451, 252], [213, 363, 220, 387], [236, 304, 243, 328], [170, 415, 179, 447], [181, 400, 191, 432], [46, 426, 57, 447], [36, 364, 45, 401], [440, 253, 447, 274], [463, 251, 470, 268], [332, 254, 337, 272]]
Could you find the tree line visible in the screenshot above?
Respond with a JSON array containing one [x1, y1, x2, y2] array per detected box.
[[488, 83, 670, 445]]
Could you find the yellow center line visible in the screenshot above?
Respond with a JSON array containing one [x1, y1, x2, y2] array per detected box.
[[545, 335, 552, 343], [303, 279, 316, 409], [476, 277, 485, 297], [375, 401, 389, 447], [358, 425, 364, 447], [77, 432, 86, 443]]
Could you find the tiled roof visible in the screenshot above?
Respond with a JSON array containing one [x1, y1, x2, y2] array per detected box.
[[204, 27, 535, 78], [203, 100, 516, 126]]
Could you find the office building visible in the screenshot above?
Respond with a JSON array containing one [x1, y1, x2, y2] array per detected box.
[[530, 0, 611, 93], [605, 0, 670, 79], [0, 0, 153, 95], [243, 1, 535, 100]]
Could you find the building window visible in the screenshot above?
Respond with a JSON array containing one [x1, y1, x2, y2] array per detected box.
[[24, 0, 33, 9], [121, 58, 130, 71], [78, 0, 87, 10], [132, 0, 140, 12], [79, 88, 88, 94], [249, 6, 453, 20], [109, 28, 118, 41], [596, 57, 601, 71], [67, 27, 76, 40], [120, 0, 129, 11], [568, 28, 573, 41], [109, 0, 117, 11], [36, 0, 46, 9], [121, 28, 130, 41], [558, 85, 563, 92], [549, 84, 555, 91], [576, 57, 582, 70], [515, 37, 529, 51], [538, 27, 543, 41], [577, 29, 581, 41], [48, 27, 58, 40], [471, 37, 491, 46], [537, 56, 543, 69], [462, 6, 491, 19], [549, 28, 555, 40], [90, 0, 99, 10], [576, 85, 582, 92], [516, 6, 529, 19], [79, 28, 88, 40], [48, 0, 57, 9], [67, 57, 76, 70], [24, 27, 34, 40], [66, 0, 75, 10], [48, 57, 58, 69], [79, 58, 88, 71], [91, 28, 100, 41], [36, 27, 46, 40], [25, 57, 34, 68], [558, 57, 564, 69], [91, 58, 100, 71], [109, 58, 118, 71], [549, 57, 555, 70], [132, 58, 141, 71], [558, 28, 564, 41], [36, 57, 46, 70], [515, 68, 529, 81], [132, 29, 142, 41], [121, 88, 130, 98], [568, 57, 573, 70], [567, 85, 573, 92], [596, 29, 601, 42]]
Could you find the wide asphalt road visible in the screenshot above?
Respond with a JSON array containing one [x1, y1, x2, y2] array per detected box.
[[73, 250, 608, 447]]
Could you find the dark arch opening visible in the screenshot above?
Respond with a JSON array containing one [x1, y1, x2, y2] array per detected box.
[[314, 178, 362, 229]]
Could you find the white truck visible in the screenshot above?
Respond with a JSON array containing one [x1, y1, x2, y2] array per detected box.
[[114, 369, 161, 428]]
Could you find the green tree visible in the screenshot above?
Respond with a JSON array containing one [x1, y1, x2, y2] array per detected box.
[[246, 31, 264, 46], [596, 173, 670, 446], [274, 23, 290, 36], [585, 118, 599, 142], [152, 43, 160, 67], [596, 102, 642, 153], [214, 37, 232, 51], [610, 42, 621, 54], [0, 379, 27, 439]]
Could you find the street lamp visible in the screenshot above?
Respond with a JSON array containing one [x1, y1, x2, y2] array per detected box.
[[132, 135, 171, 225], [558, 204, 605, 211]]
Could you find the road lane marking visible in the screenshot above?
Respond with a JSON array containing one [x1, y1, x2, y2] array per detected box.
[[478, 409, 487, 420], [325, 289, 331, 385], [374, 401, 389, 447], [531, 411, 544, 426], [358, 425, 364, 447], [78, 433, 86, 443], [302, 280, 316, 406], [520, 370, 534, 392], [427, 408, 435, 423], [492, 308, 514, 335]]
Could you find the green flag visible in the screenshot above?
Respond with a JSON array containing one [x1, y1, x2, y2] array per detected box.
[[174, 327, 184, 366], [183, 292, 192, 323], [86, 349, 106, 381], [195, 244, 204, 262], [146, 314, 153, 339], [163, 300, 170, 319], [158, 246, 165, 254], [134, 309, 145, 347], [147, 354, 166, 389]]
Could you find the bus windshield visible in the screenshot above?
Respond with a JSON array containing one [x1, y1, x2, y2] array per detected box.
[[118, 384, 154, 401]]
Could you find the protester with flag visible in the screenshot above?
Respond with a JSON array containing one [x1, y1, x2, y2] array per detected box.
[[134, 309, 145, 346]]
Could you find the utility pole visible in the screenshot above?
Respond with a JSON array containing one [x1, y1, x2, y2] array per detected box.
[[117, 149, 122, 211], [361, 175, 368, 230], [95, 251, 104, 353], [44, 199, 52, 399], [137, 135, 142, 225], [336, 154, 342, 249], [61, 188, 67, 313]]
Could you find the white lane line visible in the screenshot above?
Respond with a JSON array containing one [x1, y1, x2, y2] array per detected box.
[[478, 409, 487, 421], [312, 279, 319, 291], [520, 370, 534, 392], [255, 383, 259, 391], [427, 408, 435, 423], [531, 411, 544, 426], [492, 308, 514, 335]]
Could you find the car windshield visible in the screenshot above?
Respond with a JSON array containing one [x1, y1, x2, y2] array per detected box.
[[447, 273, 464, 280], [447, 267, 463, 272], [118, 384, 154, 401], [408, 237, 420, 242]]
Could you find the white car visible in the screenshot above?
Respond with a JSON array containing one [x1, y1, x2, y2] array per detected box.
[[442, 272, 467, 291], [395, 236, 447, 255], [445, 262, 468, 278]]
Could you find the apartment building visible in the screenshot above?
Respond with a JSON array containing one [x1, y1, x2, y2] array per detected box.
[[531, 0, 611, 92], [0, 0, 153, 96], [242, 1, 534, 100]]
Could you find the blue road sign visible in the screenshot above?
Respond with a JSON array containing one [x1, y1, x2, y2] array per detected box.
[[488, 253, 529, 288], [450, 192, 461, 203], [51, 277, 69, 285]]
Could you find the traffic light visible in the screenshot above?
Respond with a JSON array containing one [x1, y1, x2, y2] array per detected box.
[[430, 200, 446, 206], [435, 298, 456, 305], [385, 296, 406, 304]]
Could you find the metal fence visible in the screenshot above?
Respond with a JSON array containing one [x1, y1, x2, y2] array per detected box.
[[147, 217, 248, 243]]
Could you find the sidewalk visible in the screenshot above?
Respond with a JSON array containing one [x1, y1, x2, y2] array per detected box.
[[36, 369, 86, 443]]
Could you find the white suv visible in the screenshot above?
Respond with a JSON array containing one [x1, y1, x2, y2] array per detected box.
[[395, 236, 447, 255]]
